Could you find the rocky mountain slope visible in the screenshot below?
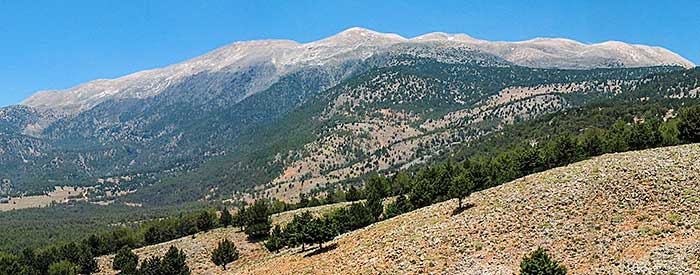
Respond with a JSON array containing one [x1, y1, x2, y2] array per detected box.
[[249, 66, 698, 202], [0, 28, 696, 205], [92, 144, 700, 274]]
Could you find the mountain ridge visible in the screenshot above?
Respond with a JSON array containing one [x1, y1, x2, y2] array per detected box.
[[21, 27, 694, 115]]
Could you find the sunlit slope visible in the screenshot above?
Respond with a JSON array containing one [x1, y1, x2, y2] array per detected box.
[[237, 144, 700, 274]]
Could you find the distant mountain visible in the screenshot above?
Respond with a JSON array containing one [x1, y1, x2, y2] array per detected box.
[[22, 27, 694, 115], [0, 28, 697, 204]]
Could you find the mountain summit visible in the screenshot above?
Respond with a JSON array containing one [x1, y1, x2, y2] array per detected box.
[[21, 27, 694, 115]]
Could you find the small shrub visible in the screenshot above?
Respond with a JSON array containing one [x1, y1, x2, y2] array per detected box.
[[520, 247, 567, 275]]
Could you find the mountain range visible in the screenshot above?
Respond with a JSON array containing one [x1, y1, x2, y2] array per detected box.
[[0, 27, 697, 206], [22, 27, 694, 115]]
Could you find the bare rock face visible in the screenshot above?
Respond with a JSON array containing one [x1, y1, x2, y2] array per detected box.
[[21, 27, 694, 115]]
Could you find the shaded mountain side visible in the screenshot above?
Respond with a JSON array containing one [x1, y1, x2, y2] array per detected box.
[[234, 143, 700, 274]]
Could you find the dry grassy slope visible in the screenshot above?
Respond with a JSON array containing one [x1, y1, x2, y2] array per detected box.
[[238, 144, 700, 275]]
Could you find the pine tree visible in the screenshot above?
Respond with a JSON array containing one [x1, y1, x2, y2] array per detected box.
[[579, 129, 604, 157], [138, 256, 163, 275], [678, 105, 700, 143], [408, 170, 435, 209], [0, 253, 29, 275], [196, 211, 215, 232], [365, 176, 388, 220], [346, 202, 374, 230], [176, 217, 199, 236], [233, 206, 246, 229], [449, 173, 475, 209], [244, 200, 272, 240], [301, 214, 317, 250], [286, 211, 313, 251], [520, 247, 567, 275], [76, 245, 97, 275], [389, 171, 411, 196], [346, 185, 361, 201], [541, 134, 578, 168], [298, 193, 310, 208], [85, 234, 107, 257], [220, 207, 233, 228], [18, 248, 36, 274], [264, 225, 285, 253], [160, 246, 190, 275], [384, 195, 411, 219], [113, 246, 138, 275], [314, 218, 338, 249], [211, 239, 239, 270], [323, 191, 337, 204], [605, 120, 631, 152]]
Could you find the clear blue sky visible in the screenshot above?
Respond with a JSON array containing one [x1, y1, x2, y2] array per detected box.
[[1, 0, 698, 107]]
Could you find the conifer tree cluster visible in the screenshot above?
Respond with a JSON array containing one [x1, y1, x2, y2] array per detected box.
[[113, 246, 190, 275], [264, 202, 376, 253]]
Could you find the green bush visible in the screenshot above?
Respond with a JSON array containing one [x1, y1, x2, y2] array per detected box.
[[520, 247, 567, 275], [48, 260, 79, 275], [0, 253, 29, 275]]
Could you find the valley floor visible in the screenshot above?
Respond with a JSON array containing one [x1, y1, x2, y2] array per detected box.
[[101, 144, 700, 274]]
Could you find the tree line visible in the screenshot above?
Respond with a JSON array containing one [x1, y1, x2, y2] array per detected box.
[[112, 245, 190, 275], [0, 207, 223, 275]]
